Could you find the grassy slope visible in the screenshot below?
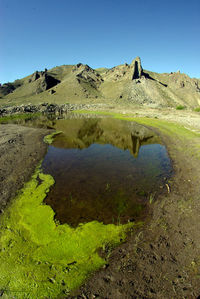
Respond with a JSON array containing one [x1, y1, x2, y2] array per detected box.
[[1, 65, 101, 107], [146, 70, 200, 107], [1, 63, 200, 108]]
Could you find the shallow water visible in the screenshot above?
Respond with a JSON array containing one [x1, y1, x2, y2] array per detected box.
[[41, 117, 172, 226]]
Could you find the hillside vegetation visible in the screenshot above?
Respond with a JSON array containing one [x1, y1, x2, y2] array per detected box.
[[1, 57, 200, 108]]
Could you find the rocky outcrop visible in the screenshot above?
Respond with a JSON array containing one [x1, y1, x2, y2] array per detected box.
[[131, 56, 143, 80], [0, 83, 16, 97], [36, 74, 60, 94], [30, 71, 41, 82], [102, 57, 144, 82], [28, 69, 60, 94], [0, 80, 22, 97], [0, 103, 106, 116], [73, 64, 104, 89], [29, 69, 48, 83]]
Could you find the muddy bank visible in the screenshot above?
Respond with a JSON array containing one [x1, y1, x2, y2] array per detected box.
[[68, 121, 200, 298], [0, 113, 200, 298], [0, 124, 49, 211]]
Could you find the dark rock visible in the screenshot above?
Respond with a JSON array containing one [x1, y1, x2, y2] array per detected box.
[[30, 71, 40, 82], [77, 63, 83, 68], [36, 74, 60, 94], [131, 56, 143, 80], [75, 64, 103, 89], [24, 105, 38, 113], [0, 108, 8, 115], [180, 81, 185, 88], [46, 104, 58, 113], [49, 89, 56, 95], [195, 82, 200, 92], [0, 83, 16, 97]]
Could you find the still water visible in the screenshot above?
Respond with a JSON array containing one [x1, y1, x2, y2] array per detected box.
[[41, 117, 172, 226]]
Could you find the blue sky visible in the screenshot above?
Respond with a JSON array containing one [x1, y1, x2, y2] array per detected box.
[[0, 0, 200, 83]]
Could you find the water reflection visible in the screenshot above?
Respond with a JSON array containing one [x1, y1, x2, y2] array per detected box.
[[42, 118, 172, 227]]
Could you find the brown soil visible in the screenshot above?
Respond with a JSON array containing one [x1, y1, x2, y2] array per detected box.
[[0, 124, 49, 212], [0, 109, 200, 299], [68, 109, 200, 299]]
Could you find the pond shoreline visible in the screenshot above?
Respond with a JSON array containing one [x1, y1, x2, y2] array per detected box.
[[0, 124, 50, 211], [0, 111, 200, 298], [68, 112, 200, 298]]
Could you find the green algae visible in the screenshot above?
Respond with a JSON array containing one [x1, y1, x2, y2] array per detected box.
[[0, 166, 138, 298], [43, 131, 62, 144]]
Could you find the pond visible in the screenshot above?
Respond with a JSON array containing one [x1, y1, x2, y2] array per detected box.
[[41, 117, 172, 226]]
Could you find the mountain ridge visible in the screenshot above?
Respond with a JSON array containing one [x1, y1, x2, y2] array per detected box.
[[1, 57, 200, 108]]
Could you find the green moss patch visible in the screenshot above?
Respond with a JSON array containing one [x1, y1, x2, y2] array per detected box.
[[44, 131, 62, 144], [176, 105, 186, 110], [0, 166, 137, 298]]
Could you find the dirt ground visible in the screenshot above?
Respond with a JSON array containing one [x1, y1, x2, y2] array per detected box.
[[111, 106, 200, 133], [68, 108, 200, 299], [0, 124, 49, 212], [0, 108, 200, 298]]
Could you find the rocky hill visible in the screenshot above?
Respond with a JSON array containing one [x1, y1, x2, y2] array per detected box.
[[0, 57, 200, 108]]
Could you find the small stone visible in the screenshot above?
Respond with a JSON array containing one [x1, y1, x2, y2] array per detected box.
[[48, 277, 55, 284]]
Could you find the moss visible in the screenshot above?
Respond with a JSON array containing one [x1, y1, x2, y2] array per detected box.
[[43, 131, 62, 144], [176, 105, 186, 110], [0, 165, 139, 298]]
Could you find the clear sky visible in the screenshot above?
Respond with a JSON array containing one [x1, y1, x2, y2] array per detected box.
[[0, 0, 200, 83]]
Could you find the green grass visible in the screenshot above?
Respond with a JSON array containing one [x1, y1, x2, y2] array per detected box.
[[74, 110, 200, 161], [176, 105, 186, 110], [0, 164, 138, 298], [0, 113, 41, 124], [194, 107, 200, 112], [74, 110, 200, 138]]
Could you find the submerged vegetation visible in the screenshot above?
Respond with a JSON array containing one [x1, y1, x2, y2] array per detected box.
[[0, 165, 138, 298]]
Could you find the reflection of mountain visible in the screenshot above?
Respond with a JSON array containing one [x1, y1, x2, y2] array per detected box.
[[52, 118, 161, 158]]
